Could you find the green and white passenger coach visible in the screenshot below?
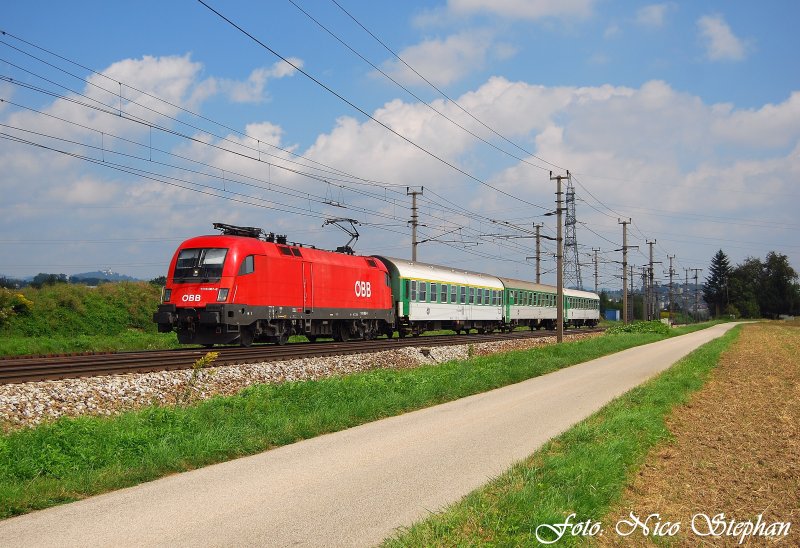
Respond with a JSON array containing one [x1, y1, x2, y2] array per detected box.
[[374, 257, 600, 337]]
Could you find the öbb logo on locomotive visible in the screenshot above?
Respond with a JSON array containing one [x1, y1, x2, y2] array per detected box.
[[354, 280, 372, 298], [152, 222, 600, 347]]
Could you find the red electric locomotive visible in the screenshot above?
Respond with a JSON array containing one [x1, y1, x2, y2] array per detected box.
[[153, 223, 394, 346]]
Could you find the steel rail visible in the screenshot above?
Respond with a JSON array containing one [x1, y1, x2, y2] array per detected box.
[[0, 328, 604, 385]]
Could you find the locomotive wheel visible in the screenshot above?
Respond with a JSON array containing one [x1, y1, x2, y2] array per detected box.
[[239, 327, 254, 348], [338, 322, 350, 342], [306, 335, 317, 343]]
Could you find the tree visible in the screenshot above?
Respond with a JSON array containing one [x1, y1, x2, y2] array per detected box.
[[760, 252, 799, 318], [149, 275, 167, 286], [703, 250, 732, 318], [728, 257, 761, 318], [30, 273, 68, 289]]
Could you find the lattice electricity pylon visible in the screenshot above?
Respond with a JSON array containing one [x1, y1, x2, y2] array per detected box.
[[563, 175, 584, 289]]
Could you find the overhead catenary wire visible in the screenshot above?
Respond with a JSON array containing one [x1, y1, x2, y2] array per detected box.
[[0, 31, 557, 255], [195, 0, 552, 212]]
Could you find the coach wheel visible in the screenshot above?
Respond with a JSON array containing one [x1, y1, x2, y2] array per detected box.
[[239, 327, 254, 348]]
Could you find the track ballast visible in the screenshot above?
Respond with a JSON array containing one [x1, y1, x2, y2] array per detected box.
[[0, 328, 604, 385]]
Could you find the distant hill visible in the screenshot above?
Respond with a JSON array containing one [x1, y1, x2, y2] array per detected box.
[[70, 269, 139, 282]]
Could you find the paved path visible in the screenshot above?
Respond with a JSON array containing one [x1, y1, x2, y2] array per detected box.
[[0, 324, 739, 547]]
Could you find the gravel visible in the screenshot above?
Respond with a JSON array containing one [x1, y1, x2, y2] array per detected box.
[[0, 332, 600, 432]]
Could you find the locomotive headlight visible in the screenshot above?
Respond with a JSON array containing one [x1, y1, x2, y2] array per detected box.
[[217, 288, 229, 302], [162, 289, 172, 303]]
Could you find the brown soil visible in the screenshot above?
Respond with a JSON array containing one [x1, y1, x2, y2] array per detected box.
[[597, 322, 800, 547]]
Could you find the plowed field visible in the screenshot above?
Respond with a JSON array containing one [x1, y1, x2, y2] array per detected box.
[[599, 321, 799, 546]]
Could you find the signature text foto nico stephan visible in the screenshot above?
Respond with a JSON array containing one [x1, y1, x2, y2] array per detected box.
[[534, 512, 791, 544]]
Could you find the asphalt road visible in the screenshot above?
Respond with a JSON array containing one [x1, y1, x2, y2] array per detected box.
[[0, 323, 739, 547]]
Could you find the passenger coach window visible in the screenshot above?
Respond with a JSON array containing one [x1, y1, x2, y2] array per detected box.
[[420, 282, 428, 302], [460, 286, 466, 304], [450, 285, 457, 303], [410, 280, 417, 301], [238, 255, 255, 275], [440, 284, 448, 303], [430, 283, 438, 302], [468, 287, 475, 305]]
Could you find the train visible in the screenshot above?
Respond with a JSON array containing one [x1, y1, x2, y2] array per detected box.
[[153, 223, 600, 346]]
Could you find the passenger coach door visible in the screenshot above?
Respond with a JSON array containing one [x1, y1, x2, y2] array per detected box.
[[302, 262, 313, 313]]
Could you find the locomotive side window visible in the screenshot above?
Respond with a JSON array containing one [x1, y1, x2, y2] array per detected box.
[[366, 258, 377, 267], [174, 248, 228, 280], [238, 255, 255, 275], [291, 248, 302, 257], [278, 246, 293, 256]]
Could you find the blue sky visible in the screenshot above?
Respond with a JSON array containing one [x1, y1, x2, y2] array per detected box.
[[1, 0, 799, 291]]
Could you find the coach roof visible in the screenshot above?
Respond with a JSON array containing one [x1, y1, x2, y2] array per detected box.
[[373, 257, 504, 289]]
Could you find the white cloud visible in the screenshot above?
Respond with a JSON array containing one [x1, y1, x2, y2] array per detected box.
[[697, 14, 747, 61], [604, 24, 620, 39], [635, 3, 674, 28], [47, 177, 120, 205], [381, 31, 496, 87], [448, 0, 595, 20], [215, 58, 303, 104], [3, 52, 799, 279]]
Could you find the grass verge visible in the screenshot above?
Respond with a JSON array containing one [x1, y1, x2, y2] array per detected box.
[[383, 324, 742, 546], [0, 323, 723, 519]]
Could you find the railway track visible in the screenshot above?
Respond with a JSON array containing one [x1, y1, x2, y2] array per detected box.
[[0, 328, 604, 385]]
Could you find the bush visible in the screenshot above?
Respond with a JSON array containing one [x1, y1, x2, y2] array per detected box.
[[605, 320, 671, 336], [0, 290, 33, 327]]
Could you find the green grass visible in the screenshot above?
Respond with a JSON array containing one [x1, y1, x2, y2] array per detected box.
[[0, 331, 183, 356], [0, 324, 724, 519], [0, 323, 727, 520], [383, 324, 741, 547]]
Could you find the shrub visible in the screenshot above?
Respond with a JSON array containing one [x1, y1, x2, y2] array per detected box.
[[605, 320, 671, 336]]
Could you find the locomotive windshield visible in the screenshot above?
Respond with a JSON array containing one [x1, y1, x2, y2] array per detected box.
[[173, 248, 228, 281]]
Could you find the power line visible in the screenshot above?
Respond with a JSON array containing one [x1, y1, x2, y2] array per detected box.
[[327, 0, 566, 172], [196, 0, 551, 212]]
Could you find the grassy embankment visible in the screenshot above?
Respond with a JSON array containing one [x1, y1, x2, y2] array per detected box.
[[0, 320, 724, 519], [384, 324, 743, 546], [0, 283, 178, 356]]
